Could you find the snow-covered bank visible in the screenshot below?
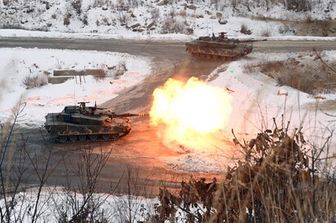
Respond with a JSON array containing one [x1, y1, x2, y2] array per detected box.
[[0, 48, 151, 127], [1, 0, 335, 41], [162, 51, 336, 173], [2, 28, 336, 42], [0, 187, 157, 223], [0, 28, 193, 41], [210, 52, 336, 137]]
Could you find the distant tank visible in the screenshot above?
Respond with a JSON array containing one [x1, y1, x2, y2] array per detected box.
[[45, 102, 143, 143], [185, 32, 254, 60]]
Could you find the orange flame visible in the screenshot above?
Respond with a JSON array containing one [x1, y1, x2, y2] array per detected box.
[[150, 77, 232, 151]]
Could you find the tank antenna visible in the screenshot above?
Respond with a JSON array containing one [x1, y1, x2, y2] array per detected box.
[[73, 80, 76, 105]]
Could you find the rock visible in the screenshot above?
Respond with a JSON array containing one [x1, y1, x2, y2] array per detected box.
[[133, 27, 145, 32], [205, 10, 212, 15], [26, 8, 34, 13], [147, 21, 155, 29], [158, 0, 169, 6], [186, 28, 194, 35], [218, 18, 227, 25], [216, 12, 222, 18], [129, 23, 141, 29], [196, 14, 204, 18], [186, 4, 197, 10]]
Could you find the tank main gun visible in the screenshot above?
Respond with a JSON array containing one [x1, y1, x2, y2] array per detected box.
[[106, 112, 148, 118]]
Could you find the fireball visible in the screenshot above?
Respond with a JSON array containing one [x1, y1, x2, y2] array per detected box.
[[150, 77, 232, 151]]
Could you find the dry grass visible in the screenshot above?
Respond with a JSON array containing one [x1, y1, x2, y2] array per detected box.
[[22, 74, 48, 89], [155, 122, 336, 222], [161, 16, 190, 34], [261, 29, 270, 37], [247, 55, 336, 95], [240, 24, 252, 35]]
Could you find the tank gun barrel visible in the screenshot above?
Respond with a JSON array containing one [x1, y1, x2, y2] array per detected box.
[[109, 113, 149, 118], [240, 38, 267, 43]]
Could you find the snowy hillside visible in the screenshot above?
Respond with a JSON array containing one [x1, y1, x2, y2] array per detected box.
[[1, 0, 335, 40], [0, 48, 151, 127]]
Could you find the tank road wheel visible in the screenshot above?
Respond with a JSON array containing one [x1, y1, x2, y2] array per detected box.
[[111, 135, 119, 141], [58, 136, 67, 143], [89, 135, 98, 142], [78, 135, 86, 142], [102, 134, 111, 141], [69, 135, 77, 143]]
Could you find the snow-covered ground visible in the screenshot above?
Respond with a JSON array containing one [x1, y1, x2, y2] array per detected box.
[[1, 0, 335, 41], [0, 186, 203, 223], [0, 48, 151, 127], [210, 52, 336, 138], [3, 26, 336, 42], [0, 187, 158, 223], [162, 51, 336, 172]]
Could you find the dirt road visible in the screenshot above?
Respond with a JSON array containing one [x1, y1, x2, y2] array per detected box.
[[2, 37, 336, 194]]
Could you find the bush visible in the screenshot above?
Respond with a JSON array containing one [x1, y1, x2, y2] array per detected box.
[[177, 9, 187, 17], [22, 74, 48, 89], [71, 0, 82, 15], [117, 12, 130, 26], [150, 7, 160, 20], [113, 61, 127, 78], [155, 124, 336, 222], [240, 24, 252, 35], [278, 24, 295, 35], [63, 14, 71, 26], [81, 15, 88, 26], [261, 29, 270, 37], [169, 7, 176, 18], [161, 17, 189, 34]]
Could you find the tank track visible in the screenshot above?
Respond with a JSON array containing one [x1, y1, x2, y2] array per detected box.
[[54, 131, 130, 143]]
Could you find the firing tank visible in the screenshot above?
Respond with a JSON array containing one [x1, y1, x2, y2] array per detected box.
[[185, 32, 255, 60], [45, 102, 142, 143]]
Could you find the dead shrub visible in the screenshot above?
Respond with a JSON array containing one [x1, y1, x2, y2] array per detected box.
[[71, 0, 82, 15], [169, 7, 176, 18], [22, 74, 48, 89], [261, 29, 270, 37], [240, 24, 252, 35], [150, 7, 160, 20], [177, 9, 187, 17], [112, 61, 127, 78], [117, 12, 130, 26], [161, 17, 187, 34], [81, 15, 88, 26], [155, 123, 336, 222], [278, 24, 295, 34], [63, 13, 71, 26]]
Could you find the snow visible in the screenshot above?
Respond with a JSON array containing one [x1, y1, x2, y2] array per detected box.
[[0, 28, 193, 41], [0, 187, 158, 223], [0, 186, 206, 223], [162, 51, 336, 173], [0, 48, 151, 127], [3, 28, 336, 42], [1, 0, 335, 41], [210, 52, 336, 138]]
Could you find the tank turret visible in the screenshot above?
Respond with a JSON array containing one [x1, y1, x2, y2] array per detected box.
[[45, 102, 144, 143], [185, 32, 256, 60]]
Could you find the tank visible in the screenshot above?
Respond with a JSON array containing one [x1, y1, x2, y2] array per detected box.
[[185, 32, 254, 60], [45, 102, 142, 143]]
